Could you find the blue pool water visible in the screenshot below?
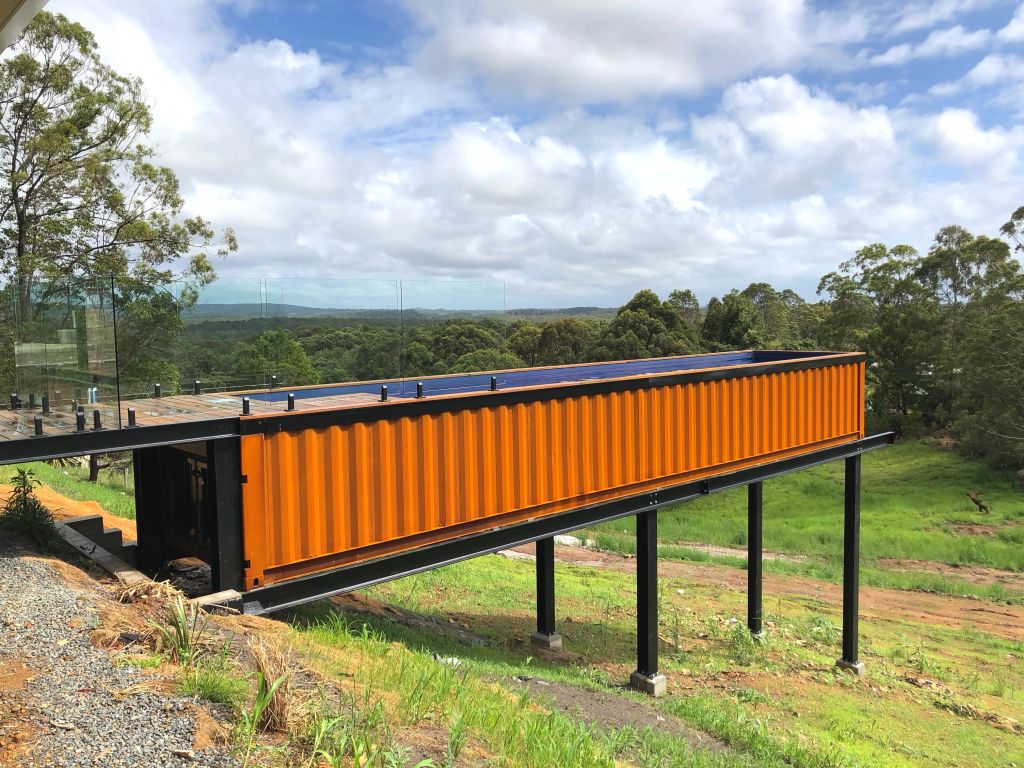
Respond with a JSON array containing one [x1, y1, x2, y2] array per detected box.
[[243, 351, 780, 403]]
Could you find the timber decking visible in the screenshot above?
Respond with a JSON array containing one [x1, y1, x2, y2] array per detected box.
[[0, 390, 381, 440]]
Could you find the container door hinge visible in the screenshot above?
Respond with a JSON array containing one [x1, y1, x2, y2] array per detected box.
[[240, 474, 248, 484]]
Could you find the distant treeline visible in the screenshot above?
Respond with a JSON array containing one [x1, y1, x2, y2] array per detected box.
[[146, 214, 1024, 468]]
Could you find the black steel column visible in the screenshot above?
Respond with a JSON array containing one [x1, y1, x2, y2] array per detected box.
[[837, 454, 865, 674], [132, 446, 165, 572], [207, 437, 244, 593], [630, 509, 666, 695], [747, 481, 763, 635], [530, 537, 562, 649]]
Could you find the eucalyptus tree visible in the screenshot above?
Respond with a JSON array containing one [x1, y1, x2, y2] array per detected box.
[[0, 11, 235, 318]]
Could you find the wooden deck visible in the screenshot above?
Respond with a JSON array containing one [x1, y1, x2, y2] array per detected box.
[[0, 390, 381, 441]]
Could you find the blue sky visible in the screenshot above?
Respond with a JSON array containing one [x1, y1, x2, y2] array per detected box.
[[50, 0, 1024, 307]]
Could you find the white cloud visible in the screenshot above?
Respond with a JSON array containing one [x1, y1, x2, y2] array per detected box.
[[998, 2, 1024, 42], [922, 108, 1023, 166], [406, 0, 832, 102], [928, 53, 1024, 112], [891, 0, 997, 34], [41, 0, 1024, 307], [871, 24, 991, 66]]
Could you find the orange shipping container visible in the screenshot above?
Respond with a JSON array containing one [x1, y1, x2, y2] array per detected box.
[[238, 352, 865, 589]]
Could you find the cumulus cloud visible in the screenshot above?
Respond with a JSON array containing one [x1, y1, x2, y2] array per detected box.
[[405, 0, 838, 102], [42, 0, 1024, 306]]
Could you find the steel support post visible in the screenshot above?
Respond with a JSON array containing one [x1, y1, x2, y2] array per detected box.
[[747, 481, 763, 635], [530, 536, 562, 650], [630, 509, 666, 696], [207, 438, 244, 593], [132, 447, 166, 572], [836, 454, 865, 675]]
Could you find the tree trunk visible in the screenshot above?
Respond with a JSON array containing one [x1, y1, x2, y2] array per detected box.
[[88, 454, 101, 482]]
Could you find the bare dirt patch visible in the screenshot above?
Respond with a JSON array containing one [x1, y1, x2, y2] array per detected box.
[[949, 523, 1006, 536], [877, 558, 1024, 591], [503, 675, 727, 752], [0, 657, 39, 765]]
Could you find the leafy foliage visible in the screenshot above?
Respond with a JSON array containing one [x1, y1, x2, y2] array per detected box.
[[0, 468, 57, 549]]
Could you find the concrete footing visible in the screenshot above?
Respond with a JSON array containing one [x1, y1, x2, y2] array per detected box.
[[629, 671, 667, 697], [530, 631, 563, 651], [835, 659, 866, 676]]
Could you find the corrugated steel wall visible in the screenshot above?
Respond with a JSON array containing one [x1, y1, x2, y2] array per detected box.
[[240, 360, 864, 588]]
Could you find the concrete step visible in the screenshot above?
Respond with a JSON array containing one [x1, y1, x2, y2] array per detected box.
[[119, 540, 138, 567], [62, 515, 104, 541], [100, 527, 123, 552]]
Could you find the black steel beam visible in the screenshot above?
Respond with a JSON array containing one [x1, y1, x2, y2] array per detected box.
[[0, 417, 239, 466], [240, 433, 894, 615], [207, 437, 244, 592], [636, 510, 658, 677], [747, 481, 763, 635], [839, 454, 863, 670]]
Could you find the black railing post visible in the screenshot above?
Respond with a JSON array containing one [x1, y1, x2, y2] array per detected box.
[[836, 454, 865, 674], [530, 536, 561, 649], [748, 481, 763, 635], [630, 509, 666, 696]]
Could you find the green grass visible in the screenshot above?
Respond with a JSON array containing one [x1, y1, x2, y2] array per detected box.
[[351, 551, 1024, 768], [295, 608, 784, 768], [7, 460, 136, 519], [178, 665, 249, 708]]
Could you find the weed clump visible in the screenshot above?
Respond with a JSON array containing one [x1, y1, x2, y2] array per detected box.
[[150, 593, 210, 666], [0, 468, 59, 549]]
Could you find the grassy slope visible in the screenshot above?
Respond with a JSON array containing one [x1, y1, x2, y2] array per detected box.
[[362, 554, 1024, 768], [583, 441, 1024, 602]]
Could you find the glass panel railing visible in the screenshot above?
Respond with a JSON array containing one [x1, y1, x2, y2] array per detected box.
[[398, 280, 507, 393], [0, 275, 507, 437], [6, 276, 119, 436]]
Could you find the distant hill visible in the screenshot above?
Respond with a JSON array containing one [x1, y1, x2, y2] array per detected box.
[[185, 303, 617, 322]]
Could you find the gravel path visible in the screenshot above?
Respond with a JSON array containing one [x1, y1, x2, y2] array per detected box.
[[0, 555, 238, 768]]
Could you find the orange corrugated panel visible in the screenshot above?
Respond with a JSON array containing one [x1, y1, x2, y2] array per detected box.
[[239, 356, 866, 589]]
